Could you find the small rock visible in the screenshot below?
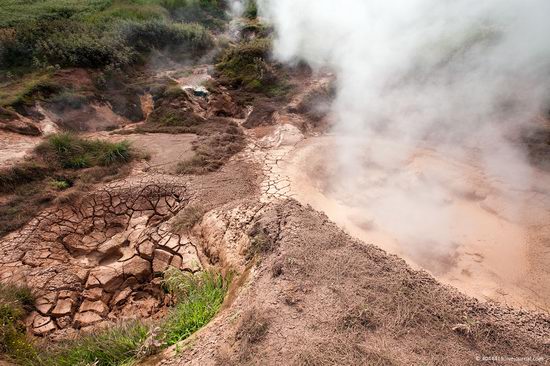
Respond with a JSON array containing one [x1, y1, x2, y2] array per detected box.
[[138, 241, 155, 260], [51, 298, 74, 317], [56, 316, 72, 329], [79, 300, 109, 316], [122, 256, 151, 280], [74, 312, 103, 328], [32, 314, 57, 336], [82, 287, 103, 301], [112, 288, 133, 306], [35, 294, 56, 314], [152, 249, 173, 273], [86, 266, 123, 292]]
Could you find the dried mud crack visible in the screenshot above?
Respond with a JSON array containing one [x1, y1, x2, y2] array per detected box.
[[0, 176, 199, 336]]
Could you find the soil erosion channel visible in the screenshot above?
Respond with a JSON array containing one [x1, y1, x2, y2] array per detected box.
[[279, 134, 550, 311]]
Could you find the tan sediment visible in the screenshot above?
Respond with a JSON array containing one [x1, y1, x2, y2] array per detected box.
[[280, 135, 550, 311]]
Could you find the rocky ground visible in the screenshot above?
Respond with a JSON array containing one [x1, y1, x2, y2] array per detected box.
[[0, 51, 549, 365]]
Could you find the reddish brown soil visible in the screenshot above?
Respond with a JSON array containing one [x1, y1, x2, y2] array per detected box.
[[160, 200, 550, 366]]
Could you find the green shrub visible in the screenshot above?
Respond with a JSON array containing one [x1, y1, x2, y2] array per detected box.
[[1, 19, 135, 69], [243, 0, 258, 19], [216, 38, 277, 92], [50, 179, 71, 190], [118, 19, 213, 56]]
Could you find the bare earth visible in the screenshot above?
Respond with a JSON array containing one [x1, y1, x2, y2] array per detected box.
[[0, 68, 549, 365], [280, 135, 550, 312]]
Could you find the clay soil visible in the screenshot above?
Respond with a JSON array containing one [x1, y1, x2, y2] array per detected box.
[[0, 64, 549, 366]]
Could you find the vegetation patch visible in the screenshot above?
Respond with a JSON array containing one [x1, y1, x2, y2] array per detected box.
[[0, 284, 36, 362], [0, 133, 136, 237], [172, 204, 206, 233], [0, 72, 61, 109], [235, 308, 271, 362], [216, 38, 272, 90], [160, 268, 229, 346], [0, 1, 216, 73], [176, 124, 245, 174], [1, 270, 229, 366], [37, 133, 132, 169]]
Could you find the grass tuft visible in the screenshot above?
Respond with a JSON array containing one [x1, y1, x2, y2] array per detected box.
[[2, 269, 229, 366], [172, 205, 206, 233], [0, 283, 36, 360], [39, 133, 132, 169], [160, 268, 229, 346]]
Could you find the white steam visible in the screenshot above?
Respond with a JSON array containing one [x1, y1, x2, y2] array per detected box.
[[228, 0, 245, 18], [258, 1, 550, 268]]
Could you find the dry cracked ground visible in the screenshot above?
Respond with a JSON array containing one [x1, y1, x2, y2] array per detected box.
[[1, 65, 549, 365]]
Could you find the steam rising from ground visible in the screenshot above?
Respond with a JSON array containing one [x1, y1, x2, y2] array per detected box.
[[259, 1, 550, 265]]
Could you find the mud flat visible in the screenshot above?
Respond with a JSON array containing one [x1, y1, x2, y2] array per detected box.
[[281, 134, 550, 311]]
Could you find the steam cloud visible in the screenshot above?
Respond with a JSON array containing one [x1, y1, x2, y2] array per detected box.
[[258, 0, 550, 268]]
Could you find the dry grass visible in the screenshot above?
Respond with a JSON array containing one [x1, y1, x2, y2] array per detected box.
[[293, 336, 397, 366], [176, 126, 245, 175], [171, 205, 206, 233], [235, 308, 271, 362], [190, 201, 550, 366]]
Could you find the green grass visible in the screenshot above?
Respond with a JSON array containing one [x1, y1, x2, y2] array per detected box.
[[40, 133, 132, 169], [2, 270, 229, 366], [160, 268, 229, 346], [0, 72, 60, 108], [35, 322, 150, 366], [0, 0, 217, 72], [0, 133, 134, 237], [0, 284, 36, 360]]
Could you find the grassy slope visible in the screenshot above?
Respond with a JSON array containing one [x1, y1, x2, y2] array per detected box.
[[1, 271, 229, 366]]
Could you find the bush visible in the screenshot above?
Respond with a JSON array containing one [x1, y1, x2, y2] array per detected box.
[[118, 19, 212, 55], [216, 38, 277, 92], [0, 19, 135, 69], [0, 4, 215, 71]]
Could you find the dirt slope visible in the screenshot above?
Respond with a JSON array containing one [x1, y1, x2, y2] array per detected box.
[[160, 200, 550, 366]]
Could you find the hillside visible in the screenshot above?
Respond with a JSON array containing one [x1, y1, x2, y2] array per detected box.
[[0, 1, 549, 366]]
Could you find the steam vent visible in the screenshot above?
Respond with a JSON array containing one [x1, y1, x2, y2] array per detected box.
[[0, 1, 549, 365]]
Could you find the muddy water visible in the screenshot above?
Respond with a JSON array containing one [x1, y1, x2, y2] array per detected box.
[[281, 135, 550, 311]]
